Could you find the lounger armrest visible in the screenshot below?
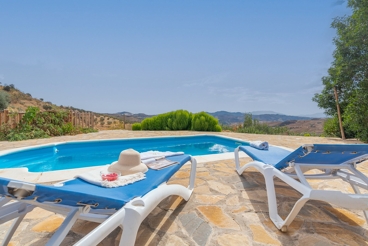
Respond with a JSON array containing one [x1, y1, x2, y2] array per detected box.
[[8, 181, 35, 191], [310, 190, 368, 210], [7, 181, 36, 199]]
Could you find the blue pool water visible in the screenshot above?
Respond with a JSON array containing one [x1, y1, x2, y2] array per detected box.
[[0, 135, 248, 172]]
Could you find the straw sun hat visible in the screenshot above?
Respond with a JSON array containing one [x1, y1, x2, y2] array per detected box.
[[108, 149, 148, 175]]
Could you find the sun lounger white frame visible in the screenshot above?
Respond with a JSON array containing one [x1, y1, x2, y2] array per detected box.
[[0, 157, 197, 246], [234, 145, 368, 232]]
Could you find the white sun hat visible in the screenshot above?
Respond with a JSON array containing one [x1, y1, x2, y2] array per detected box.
[[108, 149, 148, 175]]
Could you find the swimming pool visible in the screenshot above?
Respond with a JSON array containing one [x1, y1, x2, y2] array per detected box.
[[0, 135, 248, 172]]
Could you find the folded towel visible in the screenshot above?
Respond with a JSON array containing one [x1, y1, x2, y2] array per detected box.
[[250, 141, 269, 150], [76, 166, 146, 188], [141, 158, 157, 164], [140, 151, 184, 160]]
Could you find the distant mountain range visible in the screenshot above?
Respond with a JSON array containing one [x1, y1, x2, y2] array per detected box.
[[112, 110, 327, 125], [208, 111, 320, 125]]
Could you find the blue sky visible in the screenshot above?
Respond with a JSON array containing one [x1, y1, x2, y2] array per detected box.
[[0, 1, 349, 116]]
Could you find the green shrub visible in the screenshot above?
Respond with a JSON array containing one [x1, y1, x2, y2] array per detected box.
[[170, 110, 191, 130], [3, 84, 13, 92], [323, 117, 340, 137], [0, 91, 10, 110], [141, 117, 152, 130], [0, 106, 97, 141], [132, 123, 142, 131], [191, 111, 222, 132], [237, 114, 289, 135], [140, 110, 218, 131], [42, 104, 52, 110], [344, 94, 368, 142], [61, 122, 74, 134]]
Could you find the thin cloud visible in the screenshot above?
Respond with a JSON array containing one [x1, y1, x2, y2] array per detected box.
[[208, 85, 322, 107], [332, 0, 345, 7], [182, 74, 228, 87], [208, 86, 288, 105]]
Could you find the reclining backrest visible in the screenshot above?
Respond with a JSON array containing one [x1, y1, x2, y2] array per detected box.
[[275, 144, 368, 170]]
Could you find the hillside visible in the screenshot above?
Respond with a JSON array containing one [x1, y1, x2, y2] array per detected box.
[[111, 111, 154, 123], [266, 119, 326, 135], [0, 85, 124, 130], [208, 111, 314, 125], [0, 85, 64, 112]]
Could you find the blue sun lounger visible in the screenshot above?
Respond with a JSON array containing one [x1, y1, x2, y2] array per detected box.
[[234, 144, 368, 232], [0, 154, 197, 246]]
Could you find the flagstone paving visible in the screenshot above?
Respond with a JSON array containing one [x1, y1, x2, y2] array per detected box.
[[0, 130, 367, 245]]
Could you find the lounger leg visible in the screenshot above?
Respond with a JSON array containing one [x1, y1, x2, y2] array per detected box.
[[0, 197, 10, 207], [350, 184, 368, 223], [1, 213, 27, 246], [45, 207, 80, 246], [234, 147, 245, 175], [188, 157, 197, 191], [264, 167, 278, 223], [0, 201, 35, 245], [120, 208, 142, 246], [74, 208, 126, 246], [279, 197, 309, 231]]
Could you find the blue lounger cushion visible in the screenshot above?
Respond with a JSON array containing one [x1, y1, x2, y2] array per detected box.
[[239, 146, 292, 169], [239, 144, 368, 170], [0, 155, 191, 210]]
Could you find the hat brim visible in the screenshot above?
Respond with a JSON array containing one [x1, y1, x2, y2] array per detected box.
[[108, 162, 148, 176]]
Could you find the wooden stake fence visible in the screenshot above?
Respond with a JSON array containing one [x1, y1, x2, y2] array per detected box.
[[69, 110, 94, 128], [0, 110, 25, 128], [0, 110, 94, 129]]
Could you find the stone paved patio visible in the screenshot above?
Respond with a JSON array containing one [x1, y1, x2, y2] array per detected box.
[[0, 130, 367, 245]]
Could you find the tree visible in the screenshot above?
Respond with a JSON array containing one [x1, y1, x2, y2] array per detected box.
[[313, 0, 368, 141], [243, 113, 253, 128], [0, 91, 10, 110]]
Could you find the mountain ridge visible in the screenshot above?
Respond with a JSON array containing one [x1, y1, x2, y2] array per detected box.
[[110, 110, 326, 125]]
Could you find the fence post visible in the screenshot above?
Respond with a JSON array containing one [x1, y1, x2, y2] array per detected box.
[[4, 110, 9, 126], [91, 113, 94, 128], [73, 111, 76, 126]]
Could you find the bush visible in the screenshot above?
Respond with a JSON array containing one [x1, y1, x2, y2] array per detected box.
[[0, 106, 97, 141], [140, 110, 220, 132], [191, 111, 222, 132], [3, 84, 14, 92], [344, 93, 368, 142], [43, 104, 52, 110], [323, 117, 340, 137], [0, 91, 10, 110], [141, 110, 192, 131], [132, 123, 142, 131], [140, 117, 152, 130], [169, 110, 191, 130], [237, 114, 289, 135]]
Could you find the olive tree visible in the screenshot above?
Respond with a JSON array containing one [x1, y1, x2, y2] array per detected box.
[[0, 91, 10, 110], [313, 0, 368, 141]]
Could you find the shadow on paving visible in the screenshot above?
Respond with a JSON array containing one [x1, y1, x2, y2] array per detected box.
[[237, 165, 368, 245]]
